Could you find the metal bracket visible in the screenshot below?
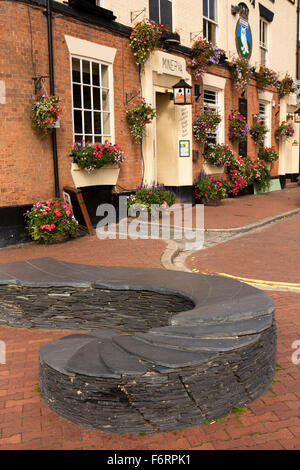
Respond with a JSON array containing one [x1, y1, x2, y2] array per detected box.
[[130, 8, 146, 23], [125, 91, 139, 106], [32, 76, 49, 95], [190, 31, 202, 42]]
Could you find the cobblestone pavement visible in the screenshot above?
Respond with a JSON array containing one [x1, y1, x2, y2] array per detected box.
[[0, 188, 300, 450]]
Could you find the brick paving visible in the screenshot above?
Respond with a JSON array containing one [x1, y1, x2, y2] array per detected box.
[[0, 187, 300, 450]]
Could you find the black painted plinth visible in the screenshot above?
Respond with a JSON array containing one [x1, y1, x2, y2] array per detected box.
[[0, 258, 277, 434]]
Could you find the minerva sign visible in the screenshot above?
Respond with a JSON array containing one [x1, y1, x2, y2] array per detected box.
[[236, 15, 252, 60]]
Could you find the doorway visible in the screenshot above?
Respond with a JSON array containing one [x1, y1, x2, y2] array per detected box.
[[155, 91, 178, 186]]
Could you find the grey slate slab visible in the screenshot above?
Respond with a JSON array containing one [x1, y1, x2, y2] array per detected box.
[[149, 315, 273, 338], [134, 332, 260, 352], [112, 335, 216, 368], [65, 339, 121, 378]]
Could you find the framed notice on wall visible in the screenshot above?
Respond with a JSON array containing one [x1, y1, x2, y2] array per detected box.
[[179, 140, 190, 157]]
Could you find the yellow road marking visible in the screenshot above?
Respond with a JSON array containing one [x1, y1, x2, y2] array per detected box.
[[191, 269, 300, 292]]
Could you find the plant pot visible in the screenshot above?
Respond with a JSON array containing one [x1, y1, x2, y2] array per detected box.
[[37, 232, 70, 245], [49, 118, 61, 129], [71, 162, 120, 188], [202, 198, 222, 206]]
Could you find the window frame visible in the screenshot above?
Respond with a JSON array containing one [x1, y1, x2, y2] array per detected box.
[[203, 0, 218, 44], [259, 100, 271, 147], [70, 54, 113, 145], [203, 87, 221, 146], [259, 17, 268, 66]]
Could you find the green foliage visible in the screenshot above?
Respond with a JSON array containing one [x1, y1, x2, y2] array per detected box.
[[129, 19, 162, 67], [127, 185, 176, 213], [31, 93, 62, 139], [25, 198, 79, 243], [126, 97, 156, 142], [71, 140, 124, 171]]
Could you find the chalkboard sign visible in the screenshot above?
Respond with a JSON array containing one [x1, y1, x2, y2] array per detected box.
[[63, 186, 94, 235]]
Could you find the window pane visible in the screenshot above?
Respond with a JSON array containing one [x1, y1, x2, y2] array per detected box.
[[102, 90, 110, 111], [75, 135, 83, 143], [73, 84, 81, 108], [93, 88, 101, 110], [82, 60, 90, 84], [74, 110, 82, 134], [203, 0, 208, 17], [103, 113, 110, 134], [84, 111, 92, 134], [83, 86, 91, 109], [209, 0, 215, 21], [94, 112, 101, 134], [94, 136, 101, 143], [72, 58, 80, 83], [92, 62, 100, 86], [101, 65, 109, 88]]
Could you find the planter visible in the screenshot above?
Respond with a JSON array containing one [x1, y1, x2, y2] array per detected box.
[[49, 118, 61, 129], [36, 233, 71, 245], [71, 162, 120, 188], [202, 198, 222, 206], [160, 30, 181, 46]]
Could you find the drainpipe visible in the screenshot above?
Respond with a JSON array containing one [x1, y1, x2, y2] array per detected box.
[[297, 0, 300, 177], [45, 0, 60, 198]]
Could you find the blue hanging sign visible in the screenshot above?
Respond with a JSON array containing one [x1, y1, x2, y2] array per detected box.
[[236, 17, 252, 60]]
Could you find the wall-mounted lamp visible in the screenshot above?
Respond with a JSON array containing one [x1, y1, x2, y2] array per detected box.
[[294, 108, 300, 123], [172, 79, 192, 105]]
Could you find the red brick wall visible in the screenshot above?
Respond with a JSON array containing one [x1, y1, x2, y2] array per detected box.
[[0, 1, 142, 207]]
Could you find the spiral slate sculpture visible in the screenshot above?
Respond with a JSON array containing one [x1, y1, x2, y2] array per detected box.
[[0, 258, 276, 433]]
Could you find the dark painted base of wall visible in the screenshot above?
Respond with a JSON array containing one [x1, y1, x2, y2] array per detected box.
[[0, 204, 32, 248], [286, 173, 300, 183], [164, 185, 195, 204]]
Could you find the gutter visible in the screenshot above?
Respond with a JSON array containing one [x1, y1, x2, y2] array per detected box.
[[45, 0, 60, 198]]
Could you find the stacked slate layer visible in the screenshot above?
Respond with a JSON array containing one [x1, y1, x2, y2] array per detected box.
[[0, 258, 276, 433]]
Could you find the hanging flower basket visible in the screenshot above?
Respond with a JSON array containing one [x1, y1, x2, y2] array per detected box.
[[193, 109, 221, 144], [203, 144, 235, 167], [277, 74, 296, 99], [258, 147, 279, 163], [275, 121, 295, 140], [129, 19, 162, 67], [228, 111, 249, 141], [31, 93, 62, 139], [190, 38, 224, 79], [126, 96, 156, 142], [228, 57, 253, 94], [256, 66, 279, 89], [249, 118, 268, 146]]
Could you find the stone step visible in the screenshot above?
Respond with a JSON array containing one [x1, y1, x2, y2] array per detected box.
[[134, 332, 260, 352], [149, 315, 273, 338], [112, 335, 215, 368]]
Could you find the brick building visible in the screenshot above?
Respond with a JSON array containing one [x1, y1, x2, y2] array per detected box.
[[0, 0, 299, 245]]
